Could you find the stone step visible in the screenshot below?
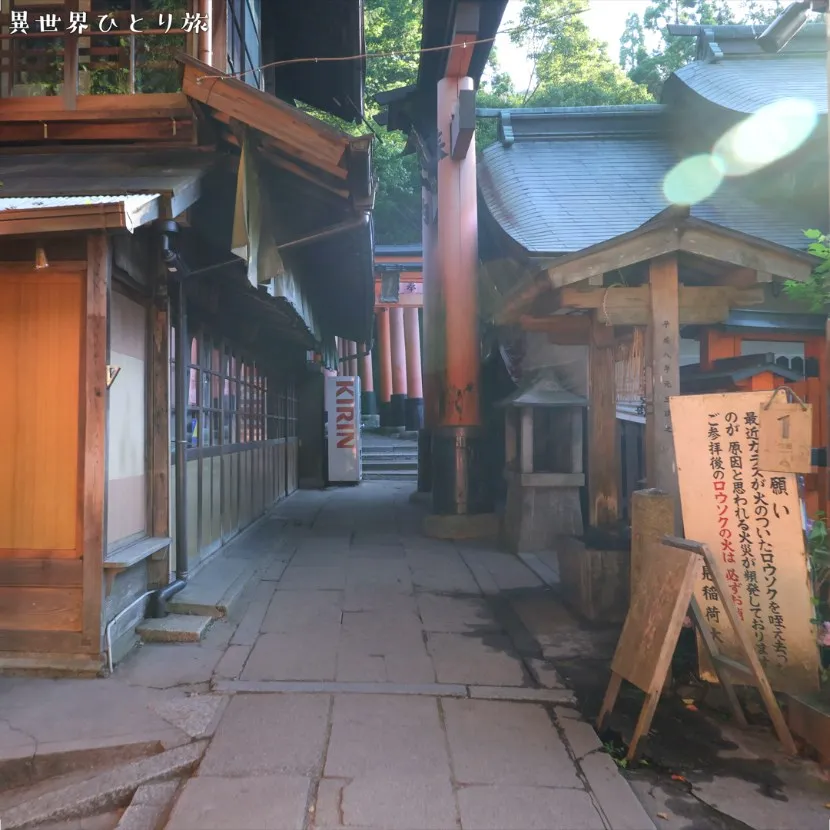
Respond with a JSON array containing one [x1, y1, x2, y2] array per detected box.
[[136, 615, 213, 643], [363, 470, 418, 481], [3, 741, 206, 830], [166, 559, 257, 619], [362, 459, 418, 470], [360, 447, 419, 456]]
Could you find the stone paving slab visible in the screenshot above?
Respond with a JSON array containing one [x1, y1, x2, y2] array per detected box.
[[426, 631, 527, 687], [442, 699, 582, 788], [165, 774, 311, 830], [198, 694, 329, 778], [241, 627, 340, 681]]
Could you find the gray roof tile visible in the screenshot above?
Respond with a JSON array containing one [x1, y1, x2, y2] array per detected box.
[[672, 56, 827, 115], [479, 133, 816, 256]]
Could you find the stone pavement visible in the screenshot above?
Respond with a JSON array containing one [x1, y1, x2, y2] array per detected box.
[[0, 482, 654, 830], [161, 482, 652, 830]]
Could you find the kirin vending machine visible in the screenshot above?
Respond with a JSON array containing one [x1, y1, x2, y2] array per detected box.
[[325, 375, 362, 483]]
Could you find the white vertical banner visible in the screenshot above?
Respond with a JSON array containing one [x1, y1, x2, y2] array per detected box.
[[326, 375, 362, 483]]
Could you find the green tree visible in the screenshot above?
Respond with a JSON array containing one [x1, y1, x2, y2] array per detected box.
[[510, 0, 651, 108], [364, 0, 423, 244], [620, 0, 783, 98]]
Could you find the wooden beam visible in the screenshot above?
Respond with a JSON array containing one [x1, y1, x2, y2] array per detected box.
[[588, 314, 620, 527], [559, 285, 764, 326], [0, 93, 191, 122], [0, 119, 193, 144], [645, 254, 680, 519], [259, 151, 350, 201], [679, 225, 813, 283], [80, 232, 108, 652], [519, 314, 592, 343], [445, 2, 480, 78], [544, 226, 681, 291], [450, 89, 476, 160]]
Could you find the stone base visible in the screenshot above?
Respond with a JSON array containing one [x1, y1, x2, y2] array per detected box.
[[405, 397, 424, 431], [556, 536, 630, 623], [786, 694, 830, 764], [422, 512, 500, 540], [379, 401, 391, 427], [361, 390, 378, 417], [502, 478, 583, 554], [389, 393, 407, 430]]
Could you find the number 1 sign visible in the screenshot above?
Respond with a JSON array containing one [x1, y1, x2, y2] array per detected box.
[[759, 387, 812, 474]]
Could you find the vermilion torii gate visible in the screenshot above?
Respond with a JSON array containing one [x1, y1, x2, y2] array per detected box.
[[377, 0, 506, 535]]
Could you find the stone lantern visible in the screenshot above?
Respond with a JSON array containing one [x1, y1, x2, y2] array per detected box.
[[496, 368, 587, 554]]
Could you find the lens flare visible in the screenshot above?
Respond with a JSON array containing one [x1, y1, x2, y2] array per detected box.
[[663, 154, 725, 206], [713, 98, 818, 177]]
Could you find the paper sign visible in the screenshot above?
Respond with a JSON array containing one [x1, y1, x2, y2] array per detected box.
[[759, 399, 812, 474], [670, 391, 819, 695]]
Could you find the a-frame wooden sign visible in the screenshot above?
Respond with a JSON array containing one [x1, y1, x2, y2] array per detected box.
[[597, 535, 796, 762]]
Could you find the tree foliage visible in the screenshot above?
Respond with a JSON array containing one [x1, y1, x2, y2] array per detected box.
[[784, 230, 830, 311], [619, 0, 784, 98]]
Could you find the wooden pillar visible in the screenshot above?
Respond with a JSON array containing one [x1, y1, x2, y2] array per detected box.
[[359, 343, 374, 393], [198, 0, 213, 66], [437, 75, 480, 427], [81, 232, 109, 650], [148, 278, 170, 589], [571, 409, 584, 475], [404, 307, 423, 431], [645, 254, 681, 523], [422, 186, 440, 430], [389, 306, 407, 427], [588, 314, 620, 527], [376, 309, 393, 424]]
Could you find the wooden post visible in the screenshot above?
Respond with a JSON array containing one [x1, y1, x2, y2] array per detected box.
[[645, 254, 680, 516], [81, 232, 109, 651], [390, 307, 408, 397], [148, 281, 170, 590], [376, 309, 393, 416], [422, 186, 440, 430], [198, 0, 213, 66], [520, 407, 533, 473], [588, 313, 620, 526], [630, 489, 674, 597]]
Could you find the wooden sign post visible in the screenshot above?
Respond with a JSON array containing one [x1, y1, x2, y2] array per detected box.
[[669, 391, 819, 696], [758, 387, 813, 474], [597, 536, 796, 762]]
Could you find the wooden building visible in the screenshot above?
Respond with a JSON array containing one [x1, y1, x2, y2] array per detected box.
[[477, 24, 827, 614], [0, 0, 374, 673]]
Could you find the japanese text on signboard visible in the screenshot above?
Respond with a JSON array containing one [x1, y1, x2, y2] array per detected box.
[[6, 11, 208, 34]]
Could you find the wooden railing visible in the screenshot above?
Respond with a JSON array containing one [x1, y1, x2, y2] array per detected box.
[[0, 3, 197, 106]]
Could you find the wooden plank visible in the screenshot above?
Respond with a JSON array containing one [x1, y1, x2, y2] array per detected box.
[[520, 313, 591, 344], [181, 60, 348, 170], [588, 314, 620, 527], [0, 272, 82, 551], [0, 93, 191, 122], [679, 226, 813, 283], [0, 560, 83, 587], [80, 233, 108, 651], [0, 630, 86, 653], [558, 286, 764, 326], [544, 226, 680, 291], [0, 120, 194, 143], [645, 254, 680, 510], [0, 587, 83, 631], [0, 206, 130, 236]]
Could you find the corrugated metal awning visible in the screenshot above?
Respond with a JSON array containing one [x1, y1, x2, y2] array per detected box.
[[0, 194, 160, 233]]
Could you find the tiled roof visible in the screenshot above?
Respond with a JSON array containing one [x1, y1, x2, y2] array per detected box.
[[670, 56, 827, 115], [478, 117, 817, 256]]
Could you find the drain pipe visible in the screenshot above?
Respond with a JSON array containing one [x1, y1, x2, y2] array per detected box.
[[149, 227, 190, 617]]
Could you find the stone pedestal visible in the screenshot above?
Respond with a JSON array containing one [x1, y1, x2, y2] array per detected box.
[[502, 472, 584, 554], [556, 535, 630, 623]]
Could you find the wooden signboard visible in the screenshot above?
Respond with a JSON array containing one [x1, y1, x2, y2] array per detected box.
[[670, 391, 819, 695], [597, 536, 796, 761], [758, 388, 812, 474]]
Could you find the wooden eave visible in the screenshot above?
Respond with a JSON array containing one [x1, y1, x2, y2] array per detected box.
[[0, 93, 194, 146], [0, 199, 161, 236], [494, 214, 817, 325], [180, 55, 366, 188]]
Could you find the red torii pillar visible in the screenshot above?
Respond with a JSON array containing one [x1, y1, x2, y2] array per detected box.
[[389, 306, 408, 429], [376, 309, 393, 427], [425, 3, 495, 533], [359, 342, 378, 425], [404, 307, 424, 431]]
